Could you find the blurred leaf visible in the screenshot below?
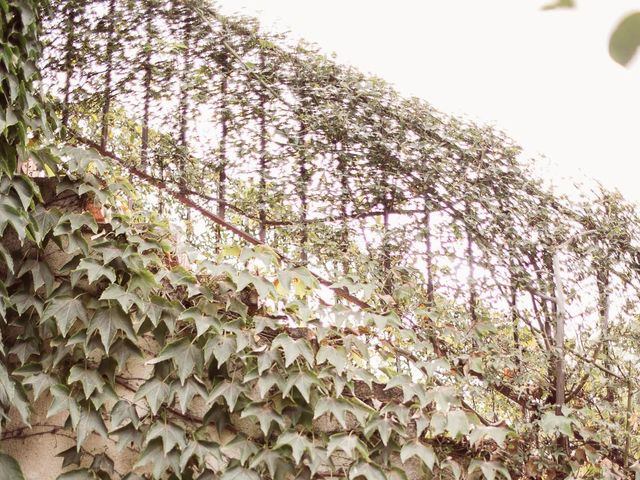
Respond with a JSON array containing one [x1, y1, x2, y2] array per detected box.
[[609, 11, 640, 66]]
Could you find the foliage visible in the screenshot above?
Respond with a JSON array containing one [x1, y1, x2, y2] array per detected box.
[[0, 0, 640, 479]]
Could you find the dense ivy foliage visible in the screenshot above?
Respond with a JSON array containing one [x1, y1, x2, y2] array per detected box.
[[1, 0, 640, 479]]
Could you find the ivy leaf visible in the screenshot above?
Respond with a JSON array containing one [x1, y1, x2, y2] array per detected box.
[[55, 212, 98, 235], [272, 334, 315, 367], [75, 258, 116, 284], [219, 467, 260, 480], [171, 378, 207, 414], [363, 418, 395, 446], [89, 306, 136, 353], [0, 453, 25, 480], [147, 337, 203, 384], [134, 438, 180, 479], [314, 397, 370, 429], [282, 371, 317, 403], [274, 431, 312, 464], [220, 436, 258, 465], [56, 470, 95, 480], [146, 421, 187, 455], [447, 410, 471, 438], [327, 433, 368, 460], [110, 399, 140, 429], [540, 412, 574, 437], [204, 335, 235, 367], [180, 440, 223, 473], [43, 296, 88, 337], [349, 462, 386, 480], [468, 460, 512, 480], [256, 372, 281, 399], [249, 450, 282, 478], [241, 403, 286, 436], [128, 269, 158, 297], [400, 441, 437, 471], [134, 378, 170, 415], [76, 407, 108, 450], [209, 380, 244, 411], [179, 307, 220, 338], [111, 423, 143, 452], [0, 202, 29, 242], [22, 372, 56, 400], [17, 259, 54, 294], [68, 366, 104, 399], [469, 426, 511, 448], [12, 176, 37, 210], [0, 243, 14, 274], [316, 345, 348, 375], [99, 284, 141, 313]]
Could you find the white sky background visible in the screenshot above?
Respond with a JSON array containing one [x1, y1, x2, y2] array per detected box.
[[216, 0, 640, 203]]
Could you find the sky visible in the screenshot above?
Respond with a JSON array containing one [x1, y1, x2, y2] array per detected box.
[[216, 0, 640, 202]]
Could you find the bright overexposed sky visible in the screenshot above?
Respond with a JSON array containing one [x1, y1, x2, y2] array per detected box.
[[217, 0, 640, 202]]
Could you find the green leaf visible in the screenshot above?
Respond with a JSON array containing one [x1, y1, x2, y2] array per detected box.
[[272, 334, 315, 367], [447, 410, 470, 438], [609, 12, 640, 66], [111, 399, 140, 429], [468, 460, 511, 480], [146, 421, 187, 455], [171, 378, 207, 414], [0, 243, 13, 274], [400, 441, 436, 471], [327, 433, 368, 460], [12, 176, 37, 210], [541, 0, 574, 10], [249, 450, 282, 478], [111, 423, 143, 451], [241, 403, 286, 436], [76, 408, 108, 450], [68, 366, 104, 399], [469, 426, 510, 448], [256, 372, 281, 399], [55, 213, 98, 234], [349, 462, 386, 480], [147, 337, 202, 384], [274, 431, 312, 464], [0, 453, 25, 480], [99, 285, 141, 313], [220, 467, 260, 480], [56, 470, 95, 480], [179, 307, 220, 338], [540, 412, 574, 437], [22, 372, 56, 400], [314, 397, 370, 429], [209, 380, 244, 411], [134, 378, 170, 415], [75, 258, 116, 284], [0, 202, 29, 242], [204, 335, 235, 367], [134, 438, 180, 479], [43, 296, 88, 337], [316, 345, 348, 375], [17, 259, 54, 294], [282, 371, 317, 403], [89, 306, 136, 352]]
